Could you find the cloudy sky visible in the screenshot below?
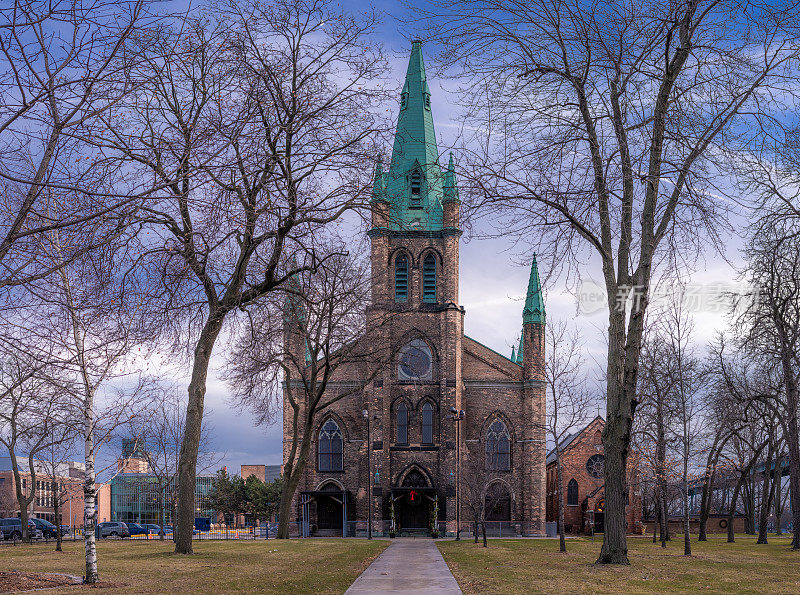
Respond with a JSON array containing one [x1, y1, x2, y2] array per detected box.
[[125, 0, 747, 476]]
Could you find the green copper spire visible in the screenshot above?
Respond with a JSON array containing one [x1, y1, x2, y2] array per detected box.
[[523, 254, 545, 325], [385, 40, 444, 230], [516, 334, 524, 364], [443, 153, 459, 203], [510, 344, 516, 362]]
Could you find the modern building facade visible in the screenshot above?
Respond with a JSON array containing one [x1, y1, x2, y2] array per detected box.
[[100, 474, 216, 526], [545, 417, 643, 534], [283, 41, 547, 537]]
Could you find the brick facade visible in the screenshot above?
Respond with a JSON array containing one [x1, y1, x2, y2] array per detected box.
[[281, 42, 547, 537], [545, 417, 643, 534]]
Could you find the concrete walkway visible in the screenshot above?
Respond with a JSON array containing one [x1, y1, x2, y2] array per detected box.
[[345, 539, 462, 594]]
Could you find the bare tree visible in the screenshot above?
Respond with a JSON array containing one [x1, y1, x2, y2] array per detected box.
[[0, 0, 148, 289], [459, 449, 494, 547], [661, 293, 707, 556], [738, 221, 800, 548], [543, 319, 593, 552], [128, 387, 219, 539], [227, 249, 391, 539], [420, 0, 800, 564], [94, 0, 388, 553], [38, 432, 81, 551], [0, 341, 72, 542], [18, 229, 155, 583], [637, 328, 675, 547]]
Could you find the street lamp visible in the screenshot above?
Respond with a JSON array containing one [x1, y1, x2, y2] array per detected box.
[[363, 409, 372, 540], [449, 406, 465, 541]]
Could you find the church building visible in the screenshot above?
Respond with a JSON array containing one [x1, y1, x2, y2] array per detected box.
[[283, 41, 547, 537]]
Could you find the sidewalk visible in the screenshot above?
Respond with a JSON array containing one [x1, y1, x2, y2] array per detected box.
[[345, 538, 462, 594]]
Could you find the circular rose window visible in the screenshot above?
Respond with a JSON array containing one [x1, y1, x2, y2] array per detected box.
[[586, 454, 605, 479], [398, 340, 432, 380]]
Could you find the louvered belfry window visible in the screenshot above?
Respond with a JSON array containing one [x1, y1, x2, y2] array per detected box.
[[422, 253, 436, 303], [395, 254, 408, 302], [410, 170, 422, 207]]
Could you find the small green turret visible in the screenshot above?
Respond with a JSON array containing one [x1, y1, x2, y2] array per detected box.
[[443, 153, 459, 204], [522, 254, 545, 325]]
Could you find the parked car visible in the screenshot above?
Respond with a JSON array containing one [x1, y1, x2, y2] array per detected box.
[[125, 522, 148, 536], [30, 518, 59, 539], [95, 521, 130, 538], [142, 523, 162, 535], [0, 518, 43, 540]]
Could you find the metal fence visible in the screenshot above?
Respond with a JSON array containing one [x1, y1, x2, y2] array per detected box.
[[1, 520, 545, 545]]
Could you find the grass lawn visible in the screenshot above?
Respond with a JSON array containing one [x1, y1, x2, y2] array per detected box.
[[0, 538, 388, 593], [437, 535, 800, 594]]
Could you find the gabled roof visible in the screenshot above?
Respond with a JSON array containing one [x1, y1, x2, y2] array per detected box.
[[545, 415, 605, 465]]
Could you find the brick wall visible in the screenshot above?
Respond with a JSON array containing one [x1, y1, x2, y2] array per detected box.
[[546, 417, 643, 534]]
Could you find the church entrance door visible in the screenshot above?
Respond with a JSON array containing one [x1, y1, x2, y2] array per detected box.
[[393, 470, 435, 534], [316, 484, 343, 535], [593, 499, 605, 534]]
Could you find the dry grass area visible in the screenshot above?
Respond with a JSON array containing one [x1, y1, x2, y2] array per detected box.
[[0, 539, 388, 593], [438, 535, 800, 594]]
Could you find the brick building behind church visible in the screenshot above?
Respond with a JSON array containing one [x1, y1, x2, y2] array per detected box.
[[545, 417, 643, 534]]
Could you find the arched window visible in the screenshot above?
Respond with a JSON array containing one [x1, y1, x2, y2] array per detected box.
[[396, 402, 408, 444], [318, 419, 343, 472], [422, 253, 437, 303], [421, 402, 434, 445], [410, 170, 422, 207], [567, 479, 579, 506], [395, 254, 408, 303], [486, 419, 511, 471]]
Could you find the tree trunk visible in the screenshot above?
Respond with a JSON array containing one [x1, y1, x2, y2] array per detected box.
[[84, 420, 98, 583], [175, 316, 225, 554], [651, 491, 657, 543], [773, 455, 783, 536], [556, 456, 566, 552], [55, 493, 63, 552], [597, 306, 634, 565], [481, 519, 487, 547], [757, 441, 775, 544], [699, 444, 723, 542], [277, 418, 314, 539], [10, 453, 33, 543], [655, 367, 668, 548], [660, 486, 668, 548], [727, 472, 745, 544], [779, 348, 800, 549], [683, 457, 691, 556]]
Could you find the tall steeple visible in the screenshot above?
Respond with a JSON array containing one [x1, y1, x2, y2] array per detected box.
[[523, 254, 545, 325], [385, 40, 444, 230]]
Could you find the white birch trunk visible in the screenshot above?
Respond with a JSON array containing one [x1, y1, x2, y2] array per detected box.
[[84, 411, 98, 584]]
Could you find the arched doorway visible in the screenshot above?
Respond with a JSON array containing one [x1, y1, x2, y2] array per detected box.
[[484, 482, 512, 535], [398, 470, 429, 530], [391, 468, 437, 534], [316, 482, 344, 535]]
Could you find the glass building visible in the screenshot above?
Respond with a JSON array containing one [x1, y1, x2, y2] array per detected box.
[[109, 474, 215, 525]]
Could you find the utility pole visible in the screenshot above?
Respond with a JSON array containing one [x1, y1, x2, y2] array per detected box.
[[450, 407, 465, 541], [363, 409, 372, 539]]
